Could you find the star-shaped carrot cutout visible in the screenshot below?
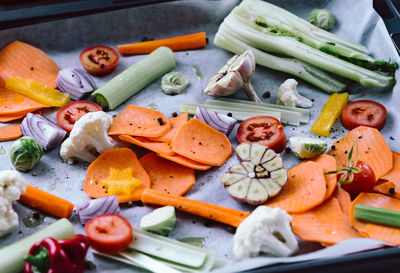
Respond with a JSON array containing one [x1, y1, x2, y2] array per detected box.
[[101, 167, 141, 195]]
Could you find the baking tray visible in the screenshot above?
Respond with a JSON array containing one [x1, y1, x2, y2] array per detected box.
[[0, 0, 399, 272]]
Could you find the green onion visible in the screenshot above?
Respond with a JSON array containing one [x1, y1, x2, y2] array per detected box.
[[354, 204, 400, 228], [92, 46, 176, 110]]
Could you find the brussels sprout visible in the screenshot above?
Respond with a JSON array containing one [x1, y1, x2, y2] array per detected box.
[[10, 136, 43, 172], [308, 9, 336, 31]]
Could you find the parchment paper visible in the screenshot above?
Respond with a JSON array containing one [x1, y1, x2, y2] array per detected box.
[[0, 0, 399, 272]]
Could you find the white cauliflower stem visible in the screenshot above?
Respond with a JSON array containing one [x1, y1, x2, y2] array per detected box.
[[0, 170, 27, 237], [60, 111, 116, 164], [276, 79, 313, 108], [233, 206, 298, 260]]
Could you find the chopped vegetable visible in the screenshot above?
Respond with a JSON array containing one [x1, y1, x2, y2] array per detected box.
[[204, 50, 261, 102], [6, 78, 70, 107], [56, 100, 102, 132], [85, 214, 133, 254], [194, 106, 237, 135], [140, 206, 176, 235], [310, 154, 338, 200], [0, 170, 26, 237], [341, 100, 387, 131], [79, 45, 119, 76], [19, 185, 74, 218], [354, 204, 400, 228], [117, 32, 207, 55], [76, 195, 120, 224], [21, 113, 67, 150], [100, 168, 142, 195], [10, 136, 43, 172], [84, 148, 151, 203], [311, 92, 349, 137], [60, 111, 115, 164], [374, 152, 400, 198], [157, 153, 213, 171], [56, 67, 97, 100], [108, 104, 170, 138], [0, 218, 75, 273], [276, 79, 312, 108], [237, 116, 287, 153], [160, 71, 189, 95], [141, 188, 250, 227], [0, 123, 22, 142], [289, 136, 327, 159], [24, 235, 90, 273], [178, 237, 205, 248], [139, 153, 195, 196], [148, 113, 188, 143], [119, 135, 174, 155], [0, 40, 60, 88], [170, 118, 232, 166], [233, 206, 298, 259], [92, 46, 176, 110], [221, 143, 288, 205], [308, 9, 336, 30]]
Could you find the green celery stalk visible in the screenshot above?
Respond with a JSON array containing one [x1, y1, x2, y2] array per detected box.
[[354, 204, 400, 228]]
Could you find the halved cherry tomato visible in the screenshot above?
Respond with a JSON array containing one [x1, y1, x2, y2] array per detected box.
[[56, 100, 102, 132], [341, 160, 376, 197], [85, 214, 133, 254], [341, 100, 387, 131], [79, 45, 119, 76], [237, 116, 287, 153]]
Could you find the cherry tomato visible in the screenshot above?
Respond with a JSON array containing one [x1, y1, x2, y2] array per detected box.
[[237, 116, 287, 153], [79, 45, 119, 76], [341, 100, 387, 131], [56, 100, 102, 132], [85, 214, 133, 254], [341, 160, 376, 197]]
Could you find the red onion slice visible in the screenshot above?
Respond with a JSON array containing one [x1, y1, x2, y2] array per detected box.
[[76, 195, 120, 224], [56, 67, 97, 100], [194, 106, 237, 135], [21, 113, 67, 150]]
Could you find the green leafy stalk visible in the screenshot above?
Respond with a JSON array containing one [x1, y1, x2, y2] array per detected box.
[[354, 204, 400, 228]]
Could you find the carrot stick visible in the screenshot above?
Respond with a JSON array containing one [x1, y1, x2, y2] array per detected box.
[[19, 185, 74, 218], [141, 188, 250, 227], [0, 123, 22, 141], [117, 32, 207, 55]]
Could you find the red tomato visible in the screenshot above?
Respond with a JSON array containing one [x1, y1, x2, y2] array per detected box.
[[237, 116, 287, 153], [341, 161, 376, 197], [56, 100, 102, 132], [341, 100, 387, 130], [79, 45, 119, 76], [85, 214, 133, 254]]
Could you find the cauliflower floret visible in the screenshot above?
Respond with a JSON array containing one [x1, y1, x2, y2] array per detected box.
[[60, 111, 116, 164], [233, 206, 298, 260], [276, 79, 313, 108], [0, 170, 27, 237]]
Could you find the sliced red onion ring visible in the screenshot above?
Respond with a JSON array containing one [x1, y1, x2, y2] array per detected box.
[[76, 195, 120, 224], [194, 106, 237, 135], [56, 67, 97, 100], [21, 113, 67, 150]]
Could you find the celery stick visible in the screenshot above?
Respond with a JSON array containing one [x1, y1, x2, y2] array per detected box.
[[0, 219, 75, 273], [92, 46, 176, 110], [119, 250, 181, 273], [354, 204, 400, 228]]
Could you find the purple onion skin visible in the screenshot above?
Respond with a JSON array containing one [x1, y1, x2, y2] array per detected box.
[[56, 67, 97, 101], [77, 195, 120, 224], [194, 107, 236, 135]]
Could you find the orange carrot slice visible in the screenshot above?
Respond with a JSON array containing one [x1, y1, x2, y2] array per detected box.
[[157, 153, 212, 171], [108, 105, 170, 138], [0, 123, 22, 141], [374, 182, 400, 199], [0, 41, 60, 88], [265, 161, 327, 213], [308, 154, 337, 200], [84, 148, 151, 203], [350, 192, 400, 244], [148, 113, 188, 143], [328, 126, 392, 179], [117, 32, 207, 55], [141, 188, 250, 227], [291, 197, 361, 245], [0, 113, 28, 123], [119, 135, 174, 156], [332, 188, 352, 221], [19, 185, 74, 218], [379, 151, 400, 183], [170, 118, 232, 166], [373, 152, 400, 198], [139, 153, 195, 196]]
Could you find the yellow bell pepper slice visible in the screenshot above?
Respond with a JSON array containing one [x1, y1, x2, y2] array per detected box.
[[101, 167, 142, 195], [5, 78, 69, 107], [311, 92, 349, 137]]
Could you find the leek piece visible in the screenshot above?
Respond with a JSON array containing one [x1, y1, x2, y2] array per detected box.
[[119, 250, 181, 273], [354, 204, 400, 228], [92, 46, 176, 110], [0, 219, 75, 273], [140, 206, 176, 236], [178, 237, 205, 248]]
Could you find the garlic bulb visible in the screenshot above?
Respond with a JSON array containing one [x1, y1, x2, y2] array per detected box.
[[276, 79, 313, 108]]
